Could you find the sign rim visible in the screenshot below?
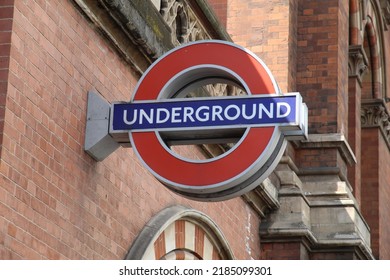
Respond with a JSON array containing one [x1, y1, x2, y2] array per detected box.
[[126, 40, 286, 200]]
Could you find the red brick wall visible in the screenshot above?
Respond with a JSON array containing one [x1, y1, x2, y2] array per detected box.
[[0, 0, 261, 259], [261, 242, 308, 260], [361, 126, 390, 259], [296, 0, 349, 135], [0, 0, 13, 259], [361, 128, 379, 258], [0, 1, 13, 156], [207, 0, 227, 27], [294, 0, 350, 183], [379, 131, 390, 259], [226, 0, 297, 94]]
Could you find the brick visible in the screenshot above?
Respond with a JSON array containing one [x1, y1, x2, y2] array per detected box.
[[0, 0, 387, 262], [0, 0, 264, 259]]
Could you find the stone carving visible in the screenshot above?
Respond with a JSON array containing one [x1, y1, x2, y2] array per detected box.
[[348, 45, 369, 84], [186, 10, 208, 42], [160, 0, 210, 45], [204, 84, 245, 97], [160, 0, 188, 44], [150, 0, 161, 10], [380, 0, 390, 28], [159, 1, 243, 98], [361, 104, 389, 127], [361, 101, 390, 146]]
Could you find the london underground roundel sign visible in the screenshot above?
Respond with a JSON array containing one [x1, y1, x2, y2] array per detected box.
[[110, 40, 307, 201]]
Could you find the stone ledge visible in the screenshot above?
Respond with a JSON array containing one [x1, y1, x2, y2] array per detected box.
[[101, 0, 174, 58], [72, 0, 231, 76], [260, 211, 374, 259], [260, 155, 373, 259], [242, 175, 280, 218], [295, 133, 357, 166]]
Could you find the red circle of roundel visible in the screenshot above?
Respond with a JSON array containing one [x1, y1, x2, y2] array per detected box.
[[130, 41, 279, 193]]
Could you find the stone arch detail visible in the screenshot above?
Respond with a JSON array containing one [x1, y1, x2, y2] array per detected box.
[[350, 0, 362, 45], [160, 0, 189, 44], [125, 205, 235, 260], [364, 16, 383, 99], [159, 0, 210, 45], [350, 0, 386, 99]]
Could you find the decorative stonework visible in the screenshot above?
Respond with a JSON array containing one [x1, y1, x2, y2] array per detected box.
[[361, 100, 390, 148], [204, 84, 245, 97], [348, 45, 369, 85], [72, 0, 230, 75], [160, 0, 210, 46], [160, 0, 188, 44], [380, 0, 390, 28], [361, 103, 389, 127], [159, 1, 242, 98], [150, 0, 161, 10], [259, 155, 374, 259], [186, 9, 209, 42]]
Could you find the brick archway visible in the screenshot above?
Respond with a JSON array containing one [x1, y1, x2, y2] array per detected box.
[[125, 205, 234, 260]]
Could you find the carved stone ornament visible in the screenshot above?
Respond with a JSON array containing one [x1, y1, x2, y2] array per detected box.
[[160, 0, 210, 45], [361, 100, 390, 148], [380, 0, 390, 28], [348, 45, 369, 84], [150, 0, 161, 10], [159, 1, 244, 98]]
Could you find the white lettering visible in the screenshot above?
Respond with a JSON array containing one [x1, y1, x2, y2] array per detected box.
[[156, 108, 170, 123], [224, 105, 240, 121], [277, 102, 291, 118], [258, 103, 273, 119], [123, 109, 137, 125], [242, 104, 256, 120], [139, 109, 153, 124], [212, 106, 223, 121], [196, 106, 210, 122], [183, 107, 195, 122], [120, 99, 293, 128], [171, 107, 182, 123]]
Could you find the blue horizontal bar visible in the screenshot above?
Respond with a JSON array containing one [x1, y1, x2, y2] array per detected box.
[[112, 95, 297, 132]]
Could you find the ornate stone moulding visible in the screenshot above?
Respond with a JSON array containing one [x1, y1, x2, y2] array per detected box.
[[380, 0, 390, 28], [361, 99, 390, 149], [72, 0, 230, 75], [348, 45, 369, 85]]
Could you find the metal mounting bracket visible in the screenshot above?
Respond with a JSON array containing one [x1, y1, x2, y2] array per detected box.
[[84, 91, 120, 161]]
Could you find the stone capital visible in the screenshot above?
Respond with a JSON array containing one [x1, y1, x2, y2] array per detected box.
[[361, 99, 390, 149], [380, 0, 390, 28], [348, 45, 369, 85]]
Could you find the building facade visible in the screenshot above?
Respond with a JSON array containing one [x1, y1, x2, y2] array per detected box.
[[1, 0, 390, 260]]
